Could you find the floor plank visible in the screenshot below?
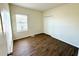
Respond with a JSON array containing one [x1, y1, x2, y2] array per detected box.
[[12, 33, 78, 56]]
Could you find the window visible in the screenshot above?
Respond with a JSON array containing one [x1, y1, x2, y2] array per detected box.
[[16, 14, 28, 32]]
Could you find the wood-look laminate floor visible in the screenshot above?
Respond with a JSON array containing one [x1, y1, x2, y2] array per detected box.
[[13, 33, 78, 56]]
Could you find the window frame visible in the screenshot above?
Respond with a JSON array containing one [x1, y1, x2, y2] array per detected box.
[[15, 14, 28, 33]]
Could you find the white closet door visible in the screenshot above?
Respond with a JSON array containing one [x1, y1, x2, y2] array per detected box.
[[0, 16, 7, 56], [44, 16, 55, 35]]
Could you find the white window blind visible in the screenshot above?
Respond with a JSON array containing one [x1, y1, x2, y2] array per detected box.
[[16, 14, 28, 32]]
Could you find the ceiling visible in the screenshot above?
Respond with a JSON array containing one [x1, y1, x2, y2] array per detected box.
[[12, 3, 65, 11]]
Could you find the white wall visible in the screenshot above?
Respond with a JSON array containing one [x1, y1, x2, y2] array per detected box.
[[43, 4, 79, 48], [10, 4, 43, 40], [0, 3, 13, 54]]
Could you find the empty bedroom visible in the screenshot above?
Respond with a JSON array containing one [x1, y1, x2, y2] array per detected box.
[[0, 3, 79, 56]]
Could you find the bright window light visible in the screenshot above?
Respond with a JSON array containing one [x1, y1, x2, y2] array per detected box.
[[16, 14, 28, 32]]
